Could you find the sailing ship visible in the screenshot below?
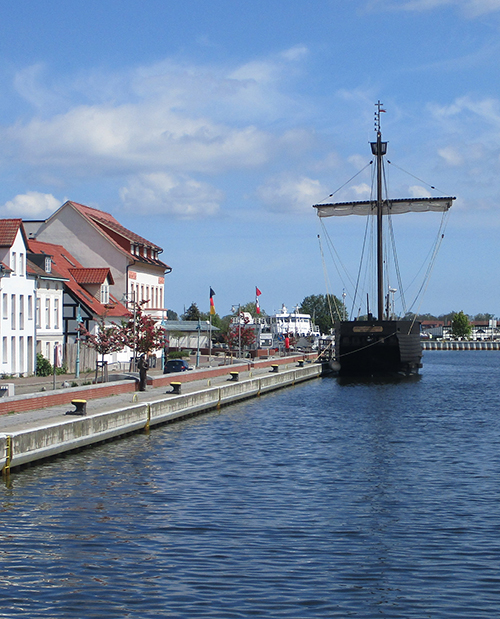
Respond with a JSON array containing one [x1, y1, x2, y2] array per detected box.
[[313, 103, 455, 376]]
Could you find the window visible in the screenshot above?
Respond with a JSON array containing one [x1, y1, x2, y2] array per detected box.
[[100, 284, 109, 305], [2, 294, 7, 319], [45, 297, 50, 329], [19, 253, 24, 276], [35, 298, 40, 328], [45, 257, 52, 273], [140, 285, 144, 303], [54, 298, 59, 330], [2, 337, 6, 363], [27, 296, 33, 320], [11, 252, 16, 274], [19, 295, 24, 330], [11, 295, 15, 329]]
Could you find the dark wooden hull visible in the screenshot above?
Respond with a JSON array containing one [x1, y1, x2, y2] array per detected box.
[[335, 320, 422, 376]]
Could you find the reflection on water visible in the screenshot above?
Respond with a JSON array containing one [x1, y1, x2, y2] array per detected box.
[[2, 352, 500, 618]]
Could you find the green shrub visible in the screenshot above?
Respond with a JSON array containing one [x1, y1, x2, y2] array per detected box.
[[168, 350, 190, 359], [36, 353, 53, 377], [55, 363, 67, 375]]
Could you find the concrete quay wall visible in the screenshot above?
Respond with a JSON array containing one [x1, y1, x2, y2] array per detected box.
[[1, 363, 322, 473], [423, 341, 500, 350], [0, 354, 312, 416]]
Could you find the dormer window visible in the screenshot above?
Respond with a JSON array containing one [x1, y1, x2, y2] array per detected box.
[[45, 257, 52, 273], [100, 283, 109, 305]]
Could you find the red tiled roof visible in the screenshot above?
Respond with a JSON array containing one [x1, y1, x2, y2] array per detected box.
[[69, 268, 114, 285], [27, 239, 128, 318], [0, 219, 23, 247], [66, 201, 170, 270]]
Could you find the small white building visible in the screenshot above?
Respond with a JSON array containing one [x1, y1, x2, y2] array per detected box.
[[27, 248, 67, 364], [0, 220, 37, 376]]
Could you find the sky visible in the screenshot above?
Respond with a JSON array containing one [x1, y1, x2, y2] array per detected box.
[[1, 0, 500, 319]]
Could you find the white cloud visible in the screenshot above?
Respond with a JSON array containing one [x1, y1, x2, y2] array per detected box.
[[257, 174, 327, 214], [353, 183, 371, 197], [409, 185, 432, 197], [2, 47, 312, 180], [0, 191, 61, 217], [119, 173, 224, 219], [438, 146, 464, 166]]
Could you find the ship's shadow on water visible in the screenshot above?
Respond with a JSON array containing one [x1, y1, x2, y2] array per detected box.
[[332, 373, 422, 387]]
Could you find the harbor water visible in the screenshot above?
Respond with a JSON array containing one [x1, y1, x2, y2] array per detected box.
[[2, 351, 500, 618]]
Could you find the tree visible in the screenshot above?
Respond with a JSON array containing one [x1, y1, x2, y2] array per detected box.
[[79, 314, 126, 379], [122, 302, 166, 356], [167, 309, 179, 320], [451, 311, 472, 339], [473, 313, 495, 322], [182, 303, 201, 321], [199, 311, 222, 329], [225, 323, 256, 350], [300, 294, 345, 335]]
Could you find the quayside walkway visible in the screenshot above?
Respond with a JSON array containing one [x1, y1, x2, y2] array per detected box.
[[0, 354, 323, 475]]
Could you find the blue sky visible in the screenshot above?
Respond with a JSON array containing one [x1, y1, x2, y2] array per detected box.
[[1, 0, 500, 318]]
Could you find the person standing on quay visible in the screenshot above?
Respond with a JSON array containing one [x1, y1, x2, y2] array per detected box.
[[138, 354, 149, 391]]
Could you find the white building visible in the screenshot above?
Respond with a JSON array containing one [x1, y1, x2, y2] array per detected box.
[[0, 220, 37, 376], [24, 201, 171, 322], [27, 247, 67, 364]]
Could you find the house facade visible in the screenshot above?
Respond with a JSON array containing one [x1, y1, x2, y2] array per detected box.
[[0, 220, 37, 376], [24, 201, 171, 322], [27, 239, 129, 371]]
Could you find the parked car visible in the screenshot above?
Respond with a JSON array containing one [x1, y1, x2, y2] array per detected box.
[[163, 359, 191, 373]]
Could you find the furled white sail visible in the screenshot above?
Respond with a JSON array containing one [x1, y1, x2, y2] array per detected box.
[[314, 196, 455, 217]]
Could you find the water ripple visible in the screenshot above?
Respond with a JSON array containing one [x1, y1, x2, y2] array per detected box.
[[2, 352, 500, 617]]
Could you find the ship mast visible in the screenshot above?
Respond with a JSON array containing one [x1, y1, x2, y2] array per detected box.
[[370, 101, 387, 320]]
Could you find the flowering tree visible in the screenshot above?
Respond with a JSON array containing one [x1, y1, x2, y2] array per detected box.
[[121, 301, 166, 356], [225, 314, 256, 350], [78, 314, 126, 379]]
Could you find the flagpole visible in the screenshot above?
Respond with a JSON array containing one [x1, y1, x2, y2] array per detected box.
[[209, 313, 212, 364]]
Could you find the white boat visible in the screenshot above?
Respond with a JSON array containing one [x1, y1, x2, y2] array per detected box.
[[259, 305, 321, 350]]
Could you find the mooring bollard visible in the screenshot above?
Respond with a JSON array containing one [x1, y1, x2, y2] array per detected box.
[[67, 399, 87, 415], [229, 371, 239, 382], [271, 364, 279, 373], [170, 382, 182, 395]]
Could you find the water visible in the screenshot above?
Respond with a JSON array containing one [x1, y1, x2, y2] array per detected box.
[[2, 351, 500, 618]]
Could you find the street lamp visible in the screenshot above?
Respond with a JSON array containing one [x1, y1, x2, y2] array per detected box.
[[231, 304, 241, 360], [75, 305, 82, 379]]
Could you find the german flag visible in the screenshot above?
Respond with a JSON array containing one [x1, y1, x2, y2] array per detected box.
[[210, 287, 216, 315]]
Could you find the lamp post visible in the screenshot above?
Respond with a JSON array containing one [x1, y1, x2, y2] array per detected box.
[[121, 289, 137, 369], [75, 305, 82, 379], [231, 304, 241, 359], [196, 318, 201, 368]]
